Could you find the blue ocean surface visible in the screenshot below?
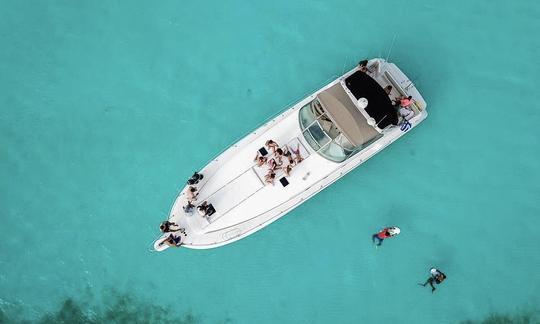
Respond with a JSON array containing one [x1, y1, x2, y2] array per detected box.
[[1, 0, 539, 323]]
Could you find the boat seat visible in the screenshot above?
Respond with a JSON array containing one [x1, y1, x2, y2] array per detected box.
[[383, 70, 421, 115]]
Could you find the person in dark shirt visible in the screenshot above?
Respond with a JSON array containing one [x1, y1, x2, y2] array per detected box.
[[187, 172, 204, 185], [160, 220, 186, 236], [419, 268, 447, 293], [358, 59, 369, 72]]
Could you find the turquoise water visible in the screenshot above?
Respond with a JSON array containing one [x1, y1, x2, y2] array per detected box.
[[1, 0, 539, 323]]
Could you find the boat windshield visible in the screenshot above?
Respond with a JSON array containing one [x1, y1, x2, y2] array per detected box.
[[299, 99, 356, 162]]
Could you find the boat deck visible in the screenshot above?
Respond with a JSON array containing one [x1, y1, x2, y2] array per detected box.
[[155, 59, 428, 250], [166, 106, 331, 247]]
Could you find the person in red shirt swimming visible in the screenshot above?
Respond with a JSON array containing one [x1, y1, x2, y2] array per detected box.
[[372, 227, 400, 246]]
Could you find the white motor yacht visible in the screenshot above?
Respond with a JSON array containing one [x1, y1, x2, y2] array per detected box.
[[154, 58, 428, 250]]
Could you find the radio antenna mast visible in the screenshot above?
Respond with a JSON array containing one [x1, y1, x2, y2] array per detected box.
[[384, 34, 397, 66]]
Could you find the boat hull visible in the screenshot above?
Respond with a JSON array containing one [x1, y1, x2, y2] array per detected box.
[[157, 59, 428, 250]]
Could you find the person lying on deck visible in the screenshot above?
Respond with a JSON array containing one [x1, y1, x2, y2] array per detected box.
[[288, 144, 304, 164], [253, 152, 268, 167], [283, 164, 293, 177], [264, 171, 276, 186], [265, 139, 279, 153], [160, 220, 184, 233], [274, 148, 284, 165], [160, 233, 182, 247], [280, 150, 295, 177], [283, 150, 295, 166], [267, 158, 279, 171], [187, 186, 198, 202]]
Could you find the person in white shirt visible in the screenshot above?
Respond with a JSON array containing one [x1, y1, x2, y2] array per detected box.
[[399, 106, 415, 121]]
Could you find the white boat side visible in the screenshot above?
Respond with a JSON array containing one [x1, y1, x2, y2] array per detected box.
[[155, 59, 428, 250]]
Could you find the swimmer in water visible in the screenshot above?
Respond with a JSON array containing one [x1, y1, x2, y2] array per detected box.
[[419, 268, 447, 293], [372, 227, 400, 246]]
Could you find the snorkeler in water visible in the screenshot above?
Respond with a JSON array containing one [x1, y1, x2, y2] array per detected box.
[[419, 268, 447, 293]]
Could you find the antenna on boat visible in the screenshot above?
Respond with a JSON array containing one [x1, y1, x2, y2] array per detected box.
[[383, 34, 397, 66], [342, 55, 349, 74]]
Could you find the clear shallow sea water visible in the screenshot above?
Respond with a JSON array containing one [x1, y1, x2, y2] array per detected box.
[[1, 0, 539, 323]]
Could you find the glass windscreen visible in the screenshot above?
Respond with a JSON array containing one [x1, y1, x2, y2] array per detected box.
[[299, 100, 358, 162]]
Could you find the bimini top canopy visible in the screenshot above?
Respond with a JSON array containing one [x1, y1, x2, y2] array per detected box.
[[317, 83, 379, 147], [345, 71, 397, 128]]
